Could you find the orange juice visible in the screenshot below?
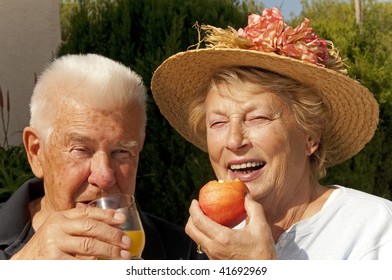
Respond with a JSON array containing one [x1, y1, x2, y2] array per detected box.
[[124, 230, 145, 258]]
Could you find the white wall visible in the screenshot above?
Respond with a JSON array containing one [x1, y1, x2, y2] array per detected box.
[[0, 0, 61, 146]]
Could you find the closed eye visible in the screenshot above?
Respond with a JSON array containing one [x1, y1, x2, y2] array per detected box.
[[112, 148, 138, 158], [70, 146, 93, 158], [245, 115, 271, 126], [114, 140, 139, 157], [210, 121, 227, 128], [113, 149, 128, 154]]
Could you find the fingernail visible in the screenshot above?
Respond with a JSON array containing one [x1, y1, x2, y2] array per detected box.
[[114, 211, 125, 221], [121, 250, 131, 259], [122, 234, 131, 246]]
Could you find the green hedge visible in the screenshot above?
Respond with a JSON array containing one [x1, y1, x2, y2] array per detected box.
[[0, 145, 34, 202]]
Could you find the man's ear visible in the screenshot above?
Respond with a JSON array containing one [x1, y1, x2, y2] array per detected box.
[[23, 127, 44, 178]]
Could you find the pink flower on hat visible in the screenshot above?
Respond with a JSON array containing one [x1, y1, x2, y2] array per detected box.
[[238, 7, 329, 67], [238, 8, 285, 52]]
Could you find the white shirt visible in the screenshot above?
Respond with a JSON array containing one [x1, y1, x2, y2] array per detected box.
[[276, 186, 392, 259]]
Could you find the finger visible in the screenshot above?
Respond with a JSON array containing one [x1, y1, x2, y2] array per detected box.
[[62, 207, 126, 226], [186, 200, 221, 239], [185, 214, 205, 245], [53, 208, 131, 253], [58, 235, 131, 260], [244, 194, 275, 246], [59, 214, 131, 251], [243, 193, 269, 225], [33, 210, 131, 259], [187, 199, 217, 230], [185, 200, 212, 247], [189, 199, 230, 235], [185, 216, 211, 257], [186, 200, 232, 256], [21, 225, 80, 260]]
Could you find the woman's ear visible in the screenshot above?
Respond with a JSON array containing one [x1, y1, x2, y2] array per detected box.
[[23, 127, 44, 178], [306, 134, 320, 156]]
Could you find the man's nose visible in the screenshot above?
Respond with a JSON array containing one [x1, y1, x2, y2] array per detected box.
[[88, 152, 116, 190]]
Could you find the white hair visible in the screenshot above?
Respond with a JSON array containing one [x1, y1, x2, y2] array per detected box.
[[30, 53, 147, 141]]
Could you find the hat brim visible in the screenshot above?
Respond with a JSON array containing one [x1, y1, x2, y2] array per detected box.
[[151, 48, 379, 166]]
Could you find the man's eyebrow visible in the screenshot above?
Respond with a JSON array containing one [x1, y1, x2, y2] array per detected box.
[[118, 140, 139, 149], [67, 133, 138, 148], [68, 133, 92, 142]]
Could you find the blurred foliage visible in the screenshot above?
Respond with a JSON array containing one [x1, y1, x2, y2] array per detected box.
[[295, 0, 392, 199], [2, 0, 391, 226], [0, 145, 34, 202]]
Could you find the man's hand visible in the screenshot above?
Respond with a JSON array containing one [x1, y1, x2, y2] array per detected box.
[[11, 207, 131, 260]]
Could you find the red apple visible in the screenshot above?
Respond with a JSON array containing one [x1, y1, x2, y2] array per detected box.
[[198, 179, 247, 228]]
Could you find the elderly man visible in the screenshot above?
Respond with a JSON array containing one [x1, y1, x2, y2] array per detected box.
[[0, 54, 199, 260]]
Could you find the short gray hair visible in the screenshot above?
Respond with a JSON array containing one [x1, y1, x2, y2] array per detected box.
[[30, 54, 147, 141]]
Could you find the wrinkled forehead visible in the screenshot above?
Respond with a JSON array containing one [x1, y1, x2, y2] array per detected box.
[[58, 96, 144, 118], [52, 98, 145, 136], [206, 82, 288, 116], [207, 75, 288, 106]]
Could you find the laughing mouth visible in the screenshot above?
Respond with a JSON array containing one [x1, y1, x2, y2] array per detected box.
[[230, 161, 265, 174]]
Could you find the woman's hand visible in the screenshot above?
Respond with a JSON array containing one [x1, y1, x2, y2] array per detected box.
[[185, 194, 277, 260]]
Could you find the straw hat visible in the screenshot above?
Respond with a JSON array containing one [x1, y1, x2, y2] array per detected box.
[[151, 8, 379, 166]]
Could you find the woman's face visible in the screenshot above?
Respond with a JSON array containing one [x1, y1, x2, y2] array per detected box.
[[205, 82, 317, 203]]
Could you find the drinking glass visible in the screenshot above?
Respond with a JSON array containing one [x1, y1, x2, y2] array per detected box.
[[88, 194, 145, 260]]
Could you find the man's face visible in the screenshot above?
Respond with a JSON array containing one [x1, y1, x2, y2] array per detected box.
[[36, 100, 144, 211]]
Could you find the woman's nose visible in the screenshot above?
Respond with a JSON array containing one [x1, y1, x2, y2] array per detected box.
[[226, 122, 250, 151], [88, 153, 116, 190]]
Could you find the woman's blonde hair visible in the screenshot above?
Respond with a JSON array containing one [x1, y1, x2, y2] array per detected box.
[[189, 66, 328, 179]]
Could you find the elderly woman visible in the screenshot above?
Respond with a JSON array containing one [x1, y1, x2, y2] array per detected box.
[[151, 8, 392, 259]]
